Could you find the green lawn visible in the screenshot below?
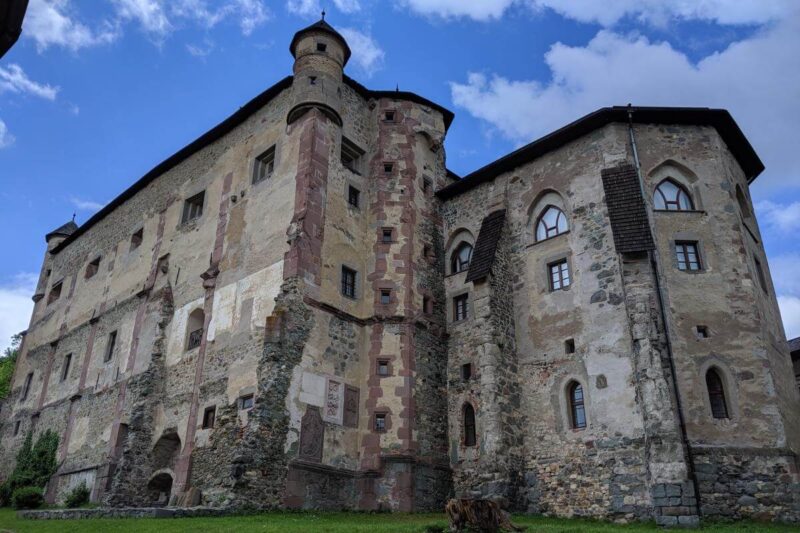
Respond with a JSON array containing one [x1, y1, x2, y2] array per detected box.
[[1, 509, 799, 532]]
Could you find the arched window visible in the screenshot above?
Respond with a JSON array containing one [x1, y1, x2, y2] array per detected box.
[[451, 242, 473, 274], [705, 368, 729, 419], [186, 308, 205, 351], [568, 381, 586, 430], [536, 206, 568, 242], [463, 403, 476, 446], [654, 179, 693, 211]]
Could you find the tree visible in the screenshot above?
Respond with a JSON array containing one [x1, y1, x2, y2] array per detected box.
[[0, 333, 22, 400]]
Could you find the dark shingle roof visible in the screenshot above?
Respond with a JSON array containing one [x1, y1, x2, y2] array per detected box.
[[45, 221, 78, 242], [465, 210, 506, 283], [289, 18, 352, 65], [437, 106, 764, 200], [601, 164, 655, 254], [0, 0, 28, 59], [789, 337, 800, 357]]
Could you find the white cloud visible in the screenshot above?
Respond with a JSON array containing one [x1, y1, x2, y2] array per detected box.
[[450, 14, 800, 190], [232, 0, 270, 35], [396, 0, 514, 20], [24, 0, 118, 51], [0, 273, 37, 354], [339, 28, 384, 76], [333, 0, 361, 14], [755, 201, 800, 235], [69, 197, 104, 211], [286, 0, 360, 17], [186, 39, 214, 57], [0, 64, 59, 100], [112, 0, 172, 39], [778, 295, 800, 340], [0, 119, 15, 149], [171, 0, 270, 36]]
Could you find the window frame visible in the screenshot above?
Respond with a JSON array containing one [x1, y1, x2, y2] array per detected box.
[[374, 412, 387, 432], [463, 403, 476, 447], [61, 353, 72, 382], [461, 363, 472, 381], [535, 205, 569, 242], [450, 242, 473, 274], [341, 137, 365, 175], [675, 241, 702, 271], [347, 185, 360, 209], [21, 372, 33, 401], [181, 191, 205, 224], [654, 178, 694, 211], [568, 381, 587, 430], [341, 266, 357, 299], [240, 394, 255, 411], [253, 145, 276, 184], [453, 293, 469, 322], [705, 368, 729, 419], [202, 406, 216, 429], [548, 259, 571, 291], [377, 359, 390, 377], [104, 331, 118, 362], [47, 280, 63, 305], [379, 289, 391, 305]]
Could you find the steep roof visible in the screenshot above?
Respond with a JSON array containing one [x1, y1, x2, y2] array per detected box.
[[45, 221, 78, 242], [437, 106, 764, 200], [290, 18, 352, 65], [789, 337, 800, 358], [52, 75, 453, 254]]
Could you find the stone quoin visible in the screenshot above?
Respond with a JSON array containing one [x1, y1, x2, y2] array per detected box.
[[2, 18, 799, 525]]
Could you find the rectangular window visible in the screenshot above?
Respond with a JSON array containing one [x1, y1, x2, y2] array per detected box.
[[341, 137, 365, 175], [316, 42, 327, 52], [381, 228, 393, 243], [182, 191, 205, 223], [341, 266, 357, 299], [549, 259, 571, 291], [453, 294, 469, 321], [240, 394, 254, 410], [383, 162, 394, 174], [347, 185, 360, 208], [187, 327, 203, 351], [676, 242, 701, 271], [380, 289, 391, 305], [14, 421, 20, 436], [61, 354, 72, 382], [383, 110, 395, 122], [423, 296, 432, 314], [85, 257, 101, 279], [374, 413, 387, 432], [21, 372, 33, 401], [105, 331, 117, 362], [47, 280, 63, 305], [130, 228, 143, 251], [461, 363, 472, 381], [754, 257, 768, 292], [565, 339, 575, 354], [202, 406, 216, 429], [253, 146, 276, 183], [377, 359, 390, 377], [696, 325, 709, 339]]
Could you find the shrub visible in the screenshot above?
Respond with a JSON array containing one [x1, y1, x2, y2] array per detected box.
[[64, 481, 90, 508], [0, 429, 59, 506], [11, 486, 43, 509]]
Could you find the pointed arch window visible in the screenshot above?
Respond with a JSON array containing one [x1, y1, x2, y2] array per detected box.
[[451, 242, 473, 274], [536, 206, 568, 242], [568, 381, 586, 430], [654, 179, 693, 211], [463, 403, 476, 446], [706, 368, 729, 419]]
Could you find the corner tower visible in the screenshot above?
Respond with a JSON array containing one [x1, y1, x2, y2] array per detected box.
[[288, 16, 351, 127]]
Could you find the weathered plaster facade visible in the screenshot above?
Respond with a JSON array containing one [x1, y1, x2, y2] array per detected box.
[[1, 19, 798, 524]]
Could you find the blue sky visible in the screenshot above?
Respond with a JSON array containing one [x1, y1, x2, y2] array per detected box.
[[1, 0, 799, 351]]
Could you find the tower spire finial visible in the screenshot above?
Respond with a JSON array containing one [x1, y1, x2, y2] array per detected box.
[[321, 8, 325, 20], [72, 212, 76, 222]]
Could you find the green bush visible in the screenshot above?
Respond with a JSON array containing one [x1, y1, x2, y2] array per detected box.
[[64, 481, 90, 508], [11, 486, 43, 509], [0, 429, 59, 506]]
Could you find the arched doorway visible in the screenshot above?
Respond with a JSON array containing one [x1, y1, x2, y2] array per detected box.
[[147, 471, 173, 506]]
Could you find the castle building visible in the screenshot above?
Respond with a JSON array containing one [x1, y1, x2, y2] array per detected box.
[[2, 19, 799, 525]]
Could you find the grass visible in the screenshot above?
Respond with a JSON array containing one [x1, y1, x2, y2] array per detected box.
[[0, 508, 799, 532]]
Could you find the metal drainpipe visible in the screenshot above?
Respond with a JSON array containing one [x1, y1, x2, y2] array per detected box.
[[626, 105, 702, 514]]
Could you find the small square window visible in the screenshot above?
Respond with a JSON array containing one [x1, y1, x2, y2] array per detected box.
[[341, 266, 357, 299], [341, 137, 365, 175], [675, 242, 701, 271], [182, 191, 205, 223], [253, 146, 276, 184], [565, 339, 576, 354], [383, 163, 394, 173], [382, 228, 393, 243], [380, 289, 391, 305], [348, 186, 360, 208], [61, 353, 72, 382], [240, 394, 254, 410], [14, 421, 21, 436], [47, 280, 63, 305], [105, 331, 117, 362], [374, 413, 387, 432], [130, 228, 143, 251], [309, 76, 317, 85], [383, 111, 395, 122], [202, 406, 216, 429], [316, 42, 327, 52], [696, 325, 709, 339], [461, 363, 472, 381], [549, 259, 571, 291], [754, 257, 768, 292], [377, 360, 390, 377], [453, 294, 469, 322], [85, 256, 101, 279]]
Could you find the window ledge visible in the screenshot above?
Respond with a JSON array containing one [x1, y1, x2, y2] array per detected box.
[[526, 231, 570, 249], [653, 209, 706, 214]]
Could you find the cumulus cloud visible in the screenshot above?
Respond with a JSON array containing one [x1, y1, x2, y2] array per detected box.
[[450, 14, 800, 190], [339, 28, 384, 76], [112, 0, 172, 39], [0, 273, 36, 354], [171, 0, 270, 36], [396, 0, 514, 21], [24, 0, 118, 51], [0, 64, 59, 100], [0, 119, 15, 149], [755, 201, 800, 235]]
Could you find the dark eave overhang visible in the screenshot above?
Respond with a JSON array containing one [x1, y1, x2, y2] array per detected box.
[[53, 75, 455, 254], [437, 106, 764, 201], [0, 0, 28, 59]]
